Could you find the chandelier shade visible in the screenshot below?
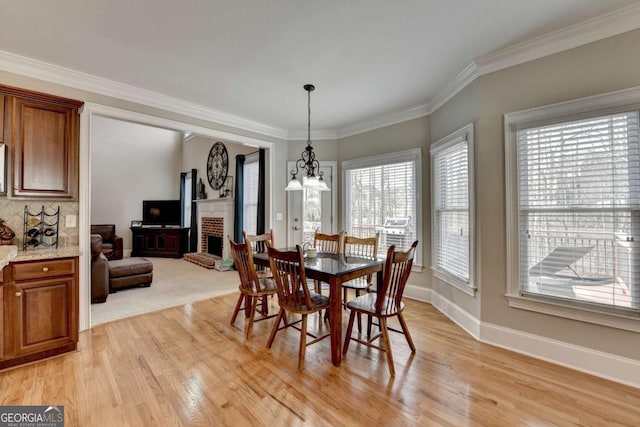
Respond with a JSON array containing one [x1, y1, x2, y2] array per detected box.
[[285, 84, 330, 192]]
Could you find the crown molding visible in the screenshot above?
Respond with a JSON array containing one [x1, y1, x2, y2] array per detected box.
[[475, 2, 640, 76], [336, 103, 431, 138], [0, 50, 289, 140], [427, 3, 640, 117], [2, 3, 640, 141], [182, 133, 199, 143], [337, 4, 640, 134], [428, 62, 479, 114]]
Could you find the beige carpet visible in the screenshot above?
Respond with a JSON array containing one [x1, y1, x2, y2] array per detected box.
[[91, 257, 239, 326]]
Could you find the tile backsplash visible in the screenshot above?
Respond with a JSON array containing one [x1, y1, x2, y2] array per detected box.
[[0, 199, 79, 249]]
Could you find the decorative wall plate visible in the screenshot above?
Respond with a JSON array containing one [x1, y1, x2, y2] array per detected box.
[[207, 142, 228, 190]]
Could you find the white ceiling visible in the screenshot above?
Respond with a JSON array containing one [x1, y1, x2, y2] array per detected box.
[[0, 0, 637, 137]]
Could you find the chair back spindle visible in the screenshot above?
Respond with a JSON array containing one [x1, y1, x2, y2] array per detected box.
[[343, 233, 379, 259], [268, 245, 313, 310], [243, 229, 274, 254], [376, 241, 418, 315], [313, 230, 344, 255]]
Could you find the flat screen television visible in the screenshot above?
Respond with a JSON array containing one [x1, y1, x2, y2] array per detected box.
[[142, 200, 182, 227]]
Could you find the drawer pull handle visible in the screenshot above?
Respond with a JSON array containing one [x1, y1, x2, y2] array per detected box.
[[15, 291, 22, 297], [42, 267, 49, 272]]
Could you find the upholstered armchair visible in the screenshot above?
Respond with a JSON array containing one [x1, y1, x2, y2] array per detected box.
[[90, 224, 123, 260]]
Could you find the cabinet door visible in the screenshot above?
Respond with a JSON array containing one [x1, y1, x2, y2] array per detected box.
[[6, 96, 79, 199], [165, 234, 179, 251], [8, 276, 78, 356]]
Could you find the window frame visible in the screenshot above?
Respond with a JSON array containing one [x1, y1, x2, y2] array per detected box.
[[242, 152, 259, 235], [504, 86, 640, 333], [430, 123, 475, 296], [341, 148, 423, 268]]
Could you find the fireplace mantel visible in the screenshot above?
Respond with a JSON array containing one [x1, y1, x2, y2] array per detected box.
[[196, 198, 234, 259]]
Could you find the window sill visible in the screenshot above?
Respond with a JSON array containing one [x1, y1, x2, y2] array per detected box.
[[506, 293, 640, 333], [432, 268, 476, 297]]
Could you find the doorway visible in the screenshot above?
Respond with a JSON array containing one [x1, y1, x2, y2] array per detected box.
[[287, 161, 337, 245], [80, 104, 276, 330]]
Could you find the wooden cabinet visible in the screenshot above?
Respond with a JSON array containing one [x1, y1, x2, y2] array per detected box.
[[0, 94, 5, 142], [0, 257, 78, 369], [1, 84, 82, 200], [131, 227, 190, 258]]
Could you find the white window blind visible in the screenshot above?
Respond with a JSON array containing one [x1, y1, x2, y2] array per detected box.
[[431, 124, 473, 292], [517, 112, 640, 314], [243, 155, 259, 235], [343, 149, 420, 259]]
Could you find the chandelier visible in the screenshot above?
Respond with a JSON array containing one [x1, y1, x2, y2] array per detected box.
[[285, 84, 330, 191]]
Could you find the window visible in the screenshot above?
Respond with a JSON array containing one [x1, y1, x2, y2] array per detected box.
[[505, 89, 640, 331], [243, 153, 259, 235], [431, 124, 475, 295], [342, 148, 421, 265]]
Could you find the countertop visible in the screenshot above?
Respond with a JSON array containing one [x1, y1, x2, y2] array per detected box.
[[9, 246, 81, 263], [0, 245, 18, 270]]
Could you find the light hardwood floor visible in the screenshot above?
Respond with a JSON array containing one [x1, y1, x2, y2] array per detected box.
[[1, 293, 639, 426]]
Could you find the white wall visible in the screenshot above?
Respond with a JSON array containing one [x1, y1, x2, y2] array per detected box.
[[91, 116, 183, 250]]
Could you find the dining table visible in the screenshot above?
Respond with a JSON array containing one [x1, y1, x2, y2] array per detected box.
[[253, 249, 384, 367]]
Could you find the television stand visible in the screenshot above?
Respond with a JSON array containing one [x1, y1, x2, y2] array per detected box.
[[131, 226, 190, 258]]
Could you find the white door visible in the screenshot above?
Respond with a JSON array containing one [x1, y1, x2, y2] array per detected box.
[[287, 161, 337, 246]]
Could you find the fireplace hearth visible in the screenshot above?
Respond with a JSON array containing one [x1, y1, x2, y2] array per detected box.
[[207, 235, 223, 258]]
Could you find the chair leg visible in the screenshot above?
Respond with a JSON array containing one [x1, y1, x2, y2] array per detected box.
[[299, 314, 308, 370], [366, 314, 373, 339], [355, 289, 362, 333], [342, 310, 357, 355], [266, 309, 284, 348], [397, 312, 416, 352], [380, 317, 395, 377], [245, 295, 259, 339], [230, 293, 244, 325]]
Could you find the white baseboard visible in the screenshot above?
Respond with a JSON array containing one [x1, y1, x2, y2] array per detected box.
[[429, 290, 481, 339], [404, 284, 431, 303], [124, 249, 132, 258], [405, 285, 481, 338], [405, 285, 640, 389], [480, 322, 640, 389]]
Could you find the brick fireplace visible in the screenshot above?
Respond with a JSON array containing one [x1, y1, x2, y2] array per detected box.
[[201, 217, 224, 256], [195, 199, 234, 259]]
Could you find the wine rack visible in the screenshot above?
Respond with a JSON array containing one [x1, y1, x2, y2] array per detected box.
[[23, 205, 60, 250]]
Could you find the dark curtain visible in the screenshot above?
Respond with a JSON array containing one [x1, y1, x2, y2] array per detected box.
[[233, 155, 245, 243], [179, 169, 198, 252], [189, 169, 198, 252], [256, 148, 266, 235]]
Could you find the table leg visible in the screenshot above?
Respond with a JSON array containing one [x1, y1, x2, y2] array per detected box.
[[329, 276, 342, 366]]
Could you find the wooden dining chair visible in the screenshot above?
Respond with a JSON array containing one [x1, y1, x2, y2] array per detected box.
[[243, 229, 274, 254], [228, 236, 278, 339], [342, 233, 379, 331], [312, 230, 344, 294], [342, 240, 418, 376], [313, 230, 343, 255], [243, 229, 275, 300], [266, 245, 331, 370]]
